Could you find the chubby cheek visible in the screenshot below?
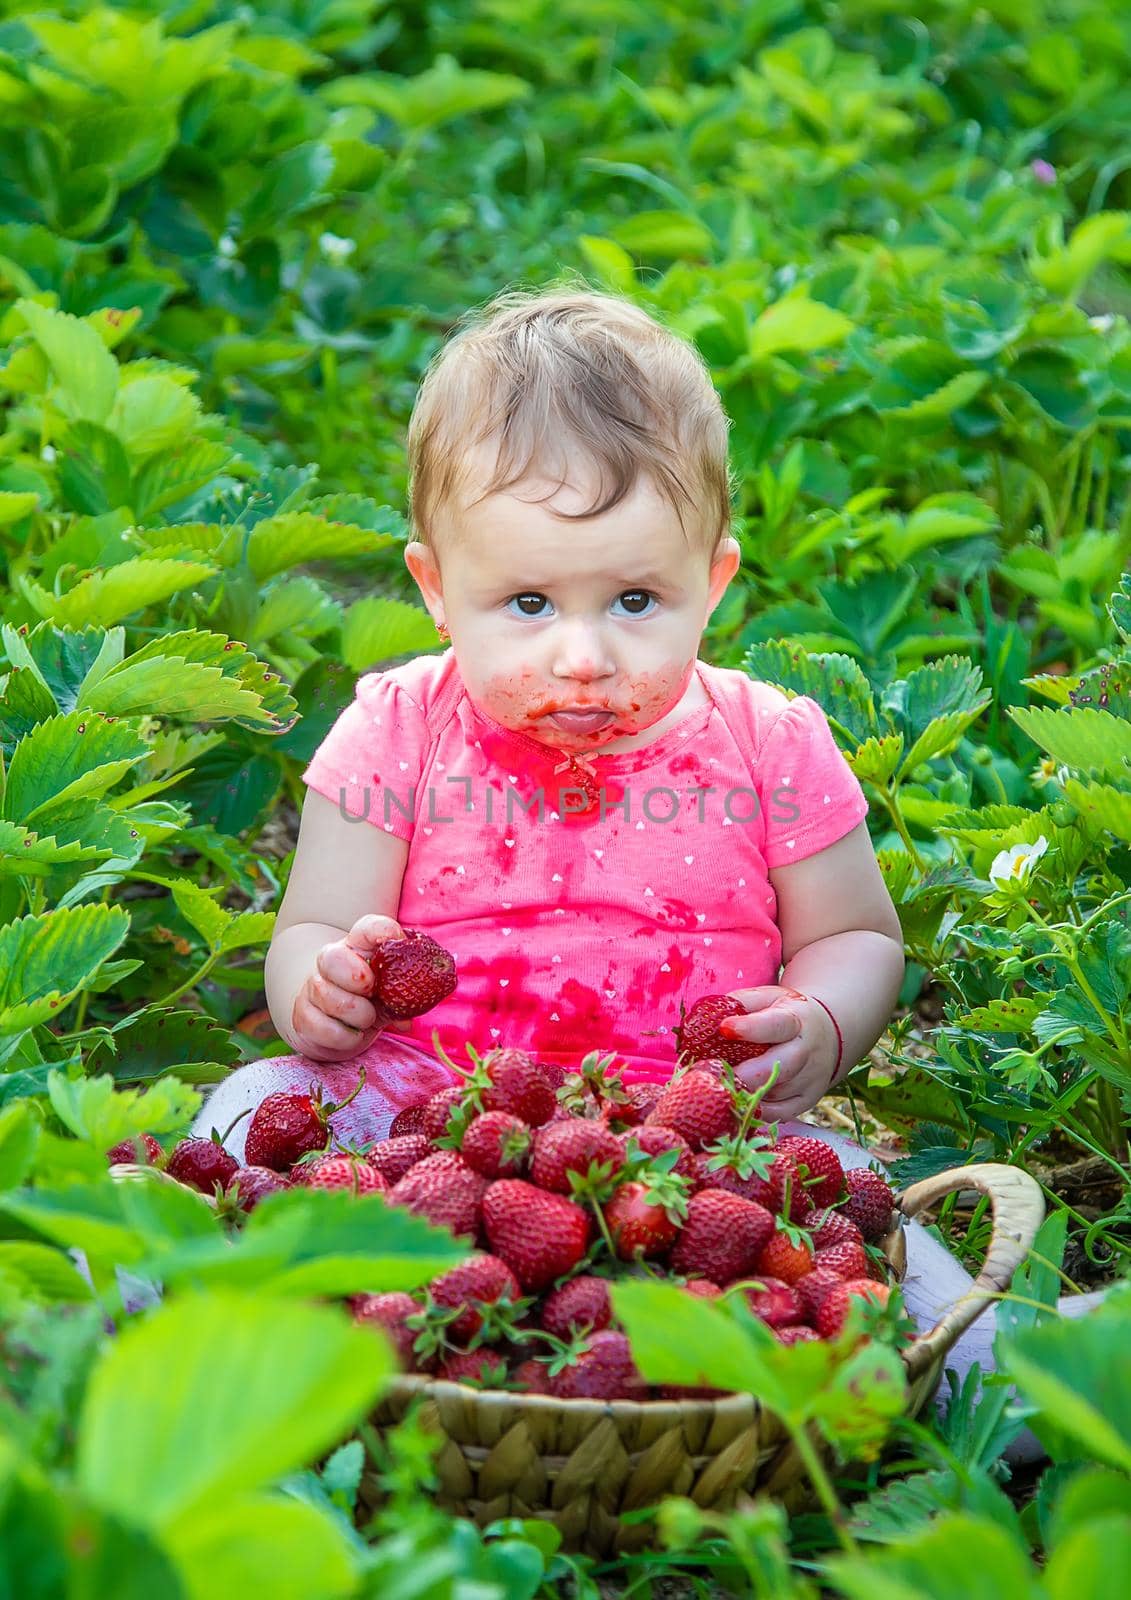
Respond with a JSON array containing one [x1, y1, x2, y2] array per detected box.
[[476, 659, 696, 746]]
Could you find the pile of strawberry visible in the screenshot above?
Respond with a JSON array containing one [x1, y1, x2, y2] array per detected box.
[[107, 952, 912, 1401]]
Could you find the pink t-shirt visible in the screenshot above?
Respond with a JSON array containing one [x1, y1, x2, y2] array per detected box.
[[301, 649, 868, 1085]]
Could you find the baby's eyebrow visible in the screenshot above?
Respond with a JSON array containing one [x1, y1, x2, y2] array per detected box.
[[507, 570, 674, 589]]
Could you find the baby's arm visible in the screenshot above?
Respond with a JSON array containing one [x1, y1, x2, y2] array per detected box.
[[721, 820, 905, 1119], [264, 789, 408, 1062]]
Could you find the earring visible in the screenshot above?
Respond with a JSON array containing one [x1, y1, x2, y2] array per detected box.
[[436, 620, 450, 641]]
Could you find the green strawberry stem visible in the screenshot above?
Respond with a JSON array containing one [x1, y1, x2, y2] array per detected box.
[[787, 1419, 858, 1556], [214, 1107, 252, 1146], [587, 1194, 622, 1262], [323, 1061, 368, 1118]]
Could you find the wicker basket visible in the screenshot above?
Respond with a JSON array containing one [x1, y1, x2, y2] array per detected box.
[[358, 1162, 1044, 1556]]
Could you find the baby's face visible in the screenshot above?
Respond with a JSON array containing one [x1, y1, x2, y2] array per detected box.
[[405, 465, 740, 755]]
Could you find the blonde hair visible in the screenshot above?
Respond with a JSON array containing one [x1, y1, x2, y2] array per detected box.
[[406, 283, 733, 557]]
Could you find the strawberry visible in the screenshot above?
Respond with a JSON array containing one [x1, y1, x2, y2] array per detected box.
[[603, 1180, 681, 1259], [756, 1230, 815, 1285], [674, 995, 771, 1070], [538, 1061, 571, 1091], [436, 1348, 508, 1386], [774, 1135, 846, 1208], [646, 1068, 737, 1151], [427, 1254, 521, 1343], [549, 1330, 643, 1400], [166, 1136, 239, 1195], [599, 1081, 664, 1127], [106, 1133, 162, 1166], [814, 1239, 871, 1281], [513, 1357, 553, 1394], [476, 1048, 557, 1127], [815, 1279, 890, 1340], [776, 1324, 820, 1345], [620, 1125, 697, 1183], [682, 1279, 722, 1299], [808, 1208, 864, 1251], [540, 1275, 613, 1341], [481, 1179, 592, 1291], [367, 929, 457, 1020], [530, 1120, 624, 1194], [387, 1151, 489, 1241], [795, 1267, 845, 1325], [351, 1292, 424, 1369], [840, 1168, 896, 1241], [366, 1133, 431, 1186], [693, 1148, 813, 1222], [298, 1154, 388, 1195], [389, 1105, 429, 1137], [420, 1084, 467, 1143], [244, 1073, 365, 1171], [740, 1276, 802, 1329], [460, 1111, 531, 1179], [668, 1190, 775, 1285], [224, 1165, 291, 1213]]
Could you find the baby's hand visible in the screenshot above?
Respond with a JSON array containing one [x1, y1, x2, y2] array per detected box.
[[717, 985, 839, 1122], [290, 915, 404, 1060]]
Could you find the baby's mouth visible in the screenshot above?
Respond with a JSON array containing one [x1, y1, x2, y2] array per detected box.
[[544, 708, 615, 734]]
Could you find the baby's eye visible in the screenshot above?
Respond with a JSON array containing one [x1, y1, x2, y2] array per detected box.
[[504, 591, 658, 619]]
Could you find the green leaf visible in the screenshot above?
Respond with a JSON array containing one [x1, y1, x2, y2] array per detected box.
[[47, 1070, 200, 1149], [15, 299, 118, 423], [76, 1289, 393, 1527], [740, 643, 876, 745], [1064, 778, 1131, 841], [999, 1288, 1131, 1471], [750, 295, 855, 358], [885, 493, 998, 563], [3, 712, 149, 824], [577, 235, 638, 294], [133, 440, 234, 519], [108, 377, 202, 462], [0, 817, 107, 878], [950, 997, 1046, 1033], [1029, 211, 1131, 299], [245, 512, 395, 581], [241, 143, 336, 233], [824, 1513, 1040, 1600], [21, 559, 217, 629], [610, 209, 716, 260], [900, 656, 988, 744], [86, 1006, 241, 1083], [340, 596, 443, 671], [0, 1241, 92, 1301], [140, 1187, 468, 1297], [322, 54, 531, 133], [0, 490, 40, 524], [1044, 1517, 1131, 1600], [0, 1101, 40, 1188], [0, 1172, 215, 1268], [846, 734, 904, 785], [252, 577, 341, 644], [1009, 705, 1131, 778], [82, 630, 296, 732], [162, 1493, 359, 1600], [0, 904, 129, 1036], [611, 1279, 770, 1393], [57, 421, 133, 514], [883, 369, 988, 422]]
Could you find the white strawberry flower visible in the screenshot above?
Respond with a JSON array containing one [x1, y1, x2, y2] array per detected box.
[[318, 231, 356, 265], [989, 835, 1048, 888]]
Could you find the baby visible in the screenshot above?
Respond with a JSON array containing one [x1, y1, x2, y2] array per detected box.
[[195, 287, 1098, 1452]]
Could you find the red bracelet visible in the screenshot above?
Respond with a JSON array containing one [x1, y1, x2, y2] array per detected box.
[[807, 995, 845, 1085]]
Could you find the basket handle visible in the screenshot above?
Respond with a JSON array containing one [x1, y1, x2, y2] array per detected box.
[[891, 1162, 1046, 1383]]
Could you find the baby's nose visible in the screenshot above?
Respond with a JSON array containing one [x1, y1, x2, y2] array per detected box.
[[551, 624, 616, 681]]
